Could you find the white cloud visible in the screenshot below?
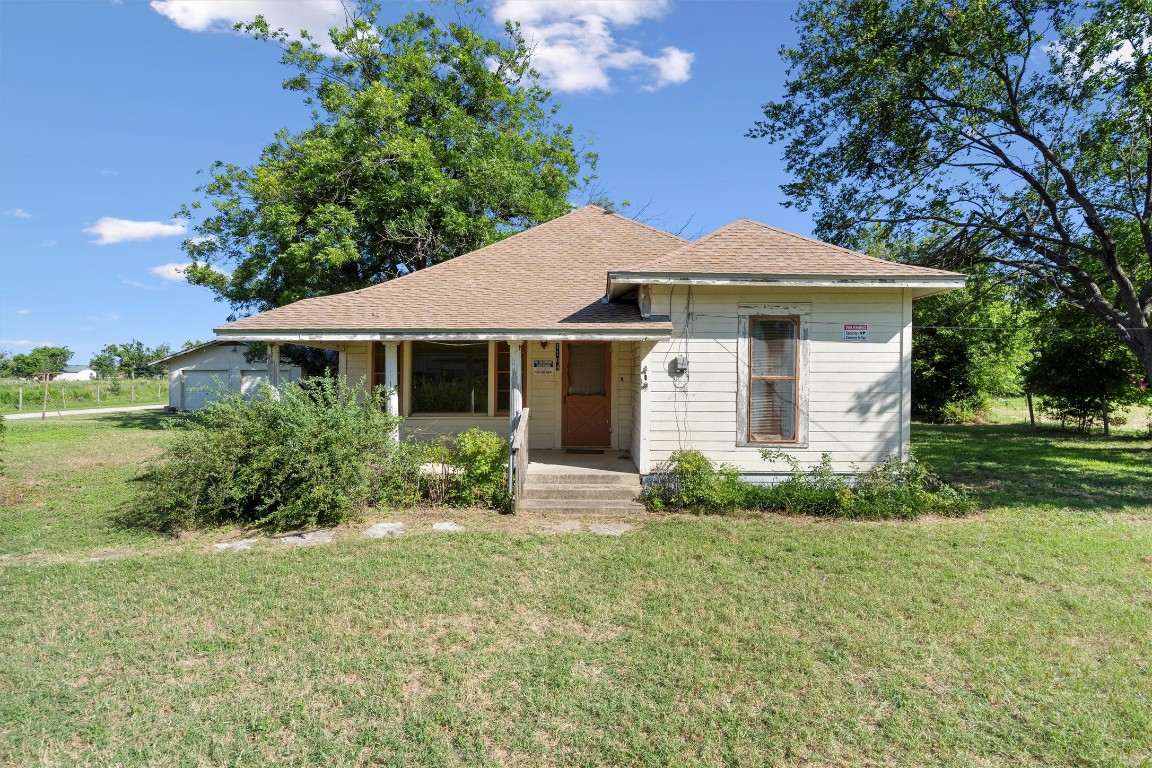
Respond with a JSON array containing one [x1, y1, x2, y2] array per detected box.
[[2, 208, 32, 219], [86, 312, 123, 322], [1048, 36, 1150, 75], [84, 217, 187, 245], [150, 0, 345, 52], [121, 278, 156, 290], [149, 262, 192, 282], [16, 308, 30, 315], [40, 240, 57, 247], [0, 339, 53, 347], [494, 0, 693, 92]]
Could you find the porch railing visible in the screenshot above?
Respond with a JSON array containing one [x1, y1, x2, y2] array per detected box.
[[508, 407, 529, 512]]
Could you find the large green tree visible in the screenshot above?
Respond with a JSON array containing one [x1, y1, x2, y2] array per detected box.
[[751, 0, 1152, 381], [912, 266, 1036, 421], [90, 341, 172, 379], [1025, 303, 1150, 431], [181, 1, 593, 317], [10, 346, 72, 377]]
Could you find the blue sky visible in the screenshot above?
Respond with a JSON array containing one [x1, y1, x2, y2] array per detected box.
[[0, 0, 809, 365]]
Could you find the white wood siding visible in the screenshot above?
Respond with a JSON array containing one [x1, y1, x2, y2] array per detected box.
[[629, 341, 653, 472], [342, 342, 371, 399], [404, 416, 510, 440], [612, 341, 632, 451], [527, 341, 559, 449], [645, 286, 909, 474]]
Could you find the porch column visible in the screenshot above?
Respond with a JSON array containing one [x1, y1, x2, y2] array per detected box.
[[268, 343, 281, 387], [383, 341, 400, 442], [509, 340, 524, 431]]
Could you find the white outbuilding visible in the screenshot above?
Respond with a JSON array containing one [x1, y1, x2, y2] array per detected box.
[[155, 341, 301, 411], [54, 365, 97, 381]]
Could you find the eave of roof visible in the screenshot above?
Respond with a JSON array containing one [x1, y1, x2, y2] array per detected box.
[[214, 324, 673, 343], [606, 271, 967, 299]]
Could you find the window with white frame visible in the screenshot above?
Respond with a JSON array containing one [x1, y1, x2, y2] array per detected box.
[[738, 307, 809, 446], [410, 341, 489, 414]]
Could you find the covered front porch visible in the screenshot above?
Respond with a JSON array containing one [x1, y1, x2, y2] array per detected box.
[[323, 338, 653, 463]]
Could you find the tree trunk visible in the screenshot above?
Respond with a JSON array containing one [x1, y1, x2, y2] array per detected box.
[[1102, 393, 1110, 437], [1026, 392, 1035, 428]]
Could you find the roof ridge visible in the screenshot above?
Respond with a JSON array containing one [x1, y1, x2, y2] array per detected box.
[[733, 218, 910, 267], [592, 206, 688, 245]]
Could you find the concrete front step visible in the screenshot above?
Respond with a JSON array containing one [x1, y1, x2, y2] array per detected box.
[[522, 483, 640, 501], [524, 472, 639, 486], [516, 498, 647, 515]]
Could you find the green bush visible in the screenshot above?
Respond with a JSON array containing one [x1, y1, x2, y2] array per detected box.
[[415, 429, 509, 510], [449, 428, 509, 509], [135, 377, 403, 532], [642, 448, 974, 520], [641, 449, 746, 514]]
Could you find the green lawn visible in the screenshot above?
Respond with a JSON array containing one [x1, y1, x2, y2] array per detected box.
[[1, 416, 1150, 766]]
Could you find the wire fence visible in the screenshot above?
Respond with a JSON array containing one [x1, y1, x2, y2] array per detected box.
[[0, 378, 167, 415]]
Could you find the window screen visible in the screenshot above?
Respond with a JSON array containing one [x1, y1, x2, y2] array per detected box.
[[567, 343, 606, 396], [410, 341, 489, 414], [749, 318, 799, 442], [496, 342, 527, 415]]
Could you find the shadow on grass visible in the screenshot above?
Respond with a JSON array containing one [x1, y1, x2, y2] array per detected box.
[[913, 423, 1152, 510], [95, 410, 185, 432]]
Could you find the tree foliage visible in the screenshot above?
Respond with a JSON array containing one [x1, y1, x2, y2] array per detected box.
[[180, 1, 594, 317], [913, 268, 1036, 421], [9, 346, 72, 377], [90, 340, 172, 379], [751, 0, 1152, 380], [1025, 304, 1150, 431]]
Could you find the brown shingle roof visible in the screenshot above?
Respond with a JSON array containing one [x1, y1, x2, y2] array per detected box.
[[218, 206, 683, 336], [218, 209, 964, 338], [627, 218, 963, 278]]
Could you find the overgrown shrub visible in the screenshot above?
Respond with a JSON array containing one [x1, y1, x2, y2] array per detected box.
[[136, 377, 403, 531], [640, 450, 746, 513], [415, 429, 509, 510], [449, 428, 509, 509], [642, 448, 974, 520]]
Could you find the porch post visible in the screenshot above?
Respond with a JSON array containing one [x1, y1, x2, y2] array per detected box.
[[384, 341, 400, 442], [509, 340, 524, 430], [268, 343, 281, 387]]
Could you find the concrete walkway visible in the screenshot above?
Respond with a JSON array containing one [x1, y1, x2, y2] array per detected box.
[[3, 404, 166, 420]]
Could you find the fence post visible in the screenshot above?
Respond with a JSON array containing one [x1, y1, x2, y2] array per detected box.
[[1026, 392, 1035, 428], [60, 383, 66, 409], [96, 385, 101, 404], [18, 386, 22, 412]]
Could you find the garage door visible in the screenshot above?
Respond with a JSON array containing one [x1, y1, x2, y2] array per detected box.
[[183, 370, 228, 410], [240, 370, 269, 398]]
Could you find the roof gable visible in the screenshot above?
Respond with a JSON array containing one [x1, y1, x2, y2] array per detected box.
[[633, 218, 961, 279], [219, 206, 683, 336]]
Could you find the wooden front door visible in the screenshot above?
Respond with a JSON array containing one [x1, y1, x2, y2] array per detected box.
[[562, 342, 611, 447]]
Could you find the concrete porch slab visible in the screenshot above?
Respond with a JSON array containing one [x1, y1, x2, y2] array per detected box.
[[527, 450, 638, 477]]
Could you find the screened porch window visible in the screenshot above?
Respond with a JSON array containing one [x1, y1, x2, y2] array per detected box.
[[748, 317, 799, 443], [495, 342, 527, 416], [410, 341, 489, 414]]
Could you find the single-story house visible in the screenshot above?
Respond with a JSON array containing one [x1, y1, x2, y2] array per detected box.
[[53, 365, 97, 382], [155, 341, 301, 411], [213, 206, 964, 489]]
